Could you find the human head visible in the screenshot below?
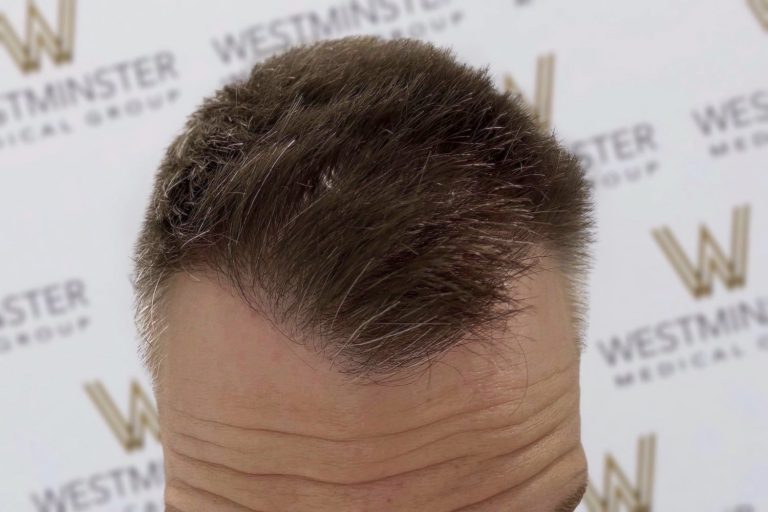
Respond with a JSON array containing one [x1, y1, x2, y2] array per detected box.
[[132, 36, 593, 511]]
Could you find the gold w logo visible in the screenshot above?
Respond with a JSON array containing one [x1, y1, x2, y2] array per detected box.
[[0, 0, 76, 73], [652, 205, 750, 299], [583, 435, 656, 512], [503, 54, 555, 133], [749, 0, 768, 30], [85, 379, 160, 452]]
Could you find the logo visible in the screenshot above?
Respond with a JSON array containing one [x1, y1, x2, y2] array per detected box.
[[0, 278, 90, 355], [596, 205, 763, 388], [0, 0, 75, 73], [85, 380, 160, 452], [583, 435, 656, 512], [749, 0, 768, 30], [569, 122, 660, 190], [212, 0, 465, 85], [0, 49, 180, 151], [503, 53, 555, 132], [691, 89, 768, 158], [652, 205, 750, 299]]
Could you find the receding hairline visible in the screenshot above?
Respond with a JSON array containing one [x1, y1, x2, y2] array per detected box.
[[140, 244, 585, 389]]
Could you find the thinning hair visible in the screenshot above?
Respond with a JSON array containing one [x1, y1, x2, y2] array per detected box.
[[131, 36, 593, 384]]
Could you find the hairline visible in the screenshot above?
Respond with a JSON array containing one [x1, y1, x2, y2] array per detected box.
[[134, 243, 589, 387]]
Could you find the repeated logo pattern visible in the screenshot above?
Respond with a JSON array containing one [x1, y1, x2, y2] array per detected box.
[[0, 1, 764, 510], [583, 435, 656, 512], [0, 0, 75, 73], [503, 54, 555, 133], [652, 205, 750, 299], [85, 380, 160, 452]]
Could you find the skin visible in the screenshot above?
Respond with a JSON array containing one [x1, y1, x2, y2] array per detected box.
[[156, 256, 587, 512]]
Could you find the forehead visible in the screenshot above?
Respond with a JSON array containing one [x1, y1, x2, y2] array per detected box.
[[158, 261, 577, 424], [157, 263, 584, 510]]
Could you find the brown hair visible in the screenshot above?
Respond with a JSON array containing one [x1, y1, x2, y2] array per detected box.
[[131, 36, 593, 384]]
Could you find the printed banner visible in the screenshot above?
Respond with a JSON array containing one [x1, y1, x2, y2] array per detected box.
[[0, 1, 766, 510]]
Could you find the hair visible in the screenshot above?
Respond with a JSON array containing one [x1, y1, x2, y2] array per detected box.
[[131, 36, 593, 385]]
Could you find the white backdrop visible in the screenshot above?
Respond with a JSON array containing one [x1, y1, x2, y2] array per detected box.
[[0, 1, 766, 510]]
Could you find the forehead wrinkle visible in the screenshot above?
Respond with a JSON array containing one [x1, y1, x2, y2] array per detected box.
[[158, 254, 583, 510], [165, 477, 257, 512], [158, 271, 578, 442], [447, 443, 586, 512], [161, 364, 579, 500], [160, 351, 577, 453], [162, 349, 573, 442], [162, 393, 581, 512], [164, 352, 578, 444], [420, 397, 583, 511]]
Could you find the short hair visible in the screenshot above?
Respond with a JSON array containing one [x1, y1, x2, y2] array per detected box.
[[131, 36, 593, 384]]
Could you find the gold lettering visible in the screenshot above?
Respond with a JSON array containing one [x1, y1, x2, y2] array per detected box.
[[85, 379, 159, 452], [0, 0, 76, 73], [584, 435, 656, 512], [503, 54, 555, 133], [653, 205, 750, 299]]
